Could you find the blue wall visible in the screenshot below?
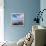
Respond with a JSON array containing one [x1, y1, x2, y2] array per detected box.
[[40, 0, 46, 27], [4, 0, 40, 42]]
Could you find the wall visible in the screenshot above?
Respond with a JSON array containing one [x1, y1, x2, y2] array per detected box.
[[40, 0, 46, 27], [4, 0, 40, 42], [0, 0, 4, 42]]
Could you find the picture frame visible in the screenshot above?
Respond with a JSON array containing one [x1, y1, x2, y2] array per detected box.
[[11, 13, 24, 26]]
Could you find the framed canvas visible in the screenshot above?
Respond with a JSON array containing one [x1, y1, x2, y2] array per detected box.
[[11, 13, 24, 26]]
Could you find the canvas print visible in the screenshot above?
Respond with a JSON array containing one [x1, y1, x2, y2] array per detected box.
[[11, 13, 24, 25]]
